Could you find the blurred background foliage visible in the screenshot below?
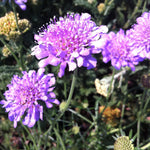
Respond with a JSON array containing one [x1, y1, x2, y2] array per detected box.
[[0, 0, 150, 150]]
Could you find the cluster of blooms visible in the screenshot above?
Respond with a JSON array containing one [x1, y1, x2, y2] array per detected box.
[[99, 106, 121, 127], [1, 0, 27, 10], [31, 13, 108, 77], [100, 11, 150, 70], [1, 10, 150, 128], [0, 11, 18, 40], [0, 11, 31, 41], [1, 13, 108, 127]]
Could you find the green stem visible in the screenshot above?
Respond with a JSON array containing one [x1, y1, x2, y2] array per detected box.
[[68, 108, 93, 124], [141, 142, 150, 149], [137, 116, 141, 149], [62, 70, 77, 111], [44, 70, 77, 135], [142, 0, 147, 13], [123, 0, 143, 29], [12, 2, 21, 33], [137, 89, 147, 148], [99, 68, 116, 118], [94, 99, 100, 131], [119, 98, 126, 130], [106, 67, 116, 100], [12, 2, 26, 71], [64, 77, 67, 100], [108, 119, 137, 134], [22, 132, 30, 150], [0, 37, 23, 69], [37, 121, 41, 150], [54, 127, 66, 150], [21, 123, 38, 150], [43, 133, 49, 150], [56, 69, 77, 121], [143, 90, 150, 113]]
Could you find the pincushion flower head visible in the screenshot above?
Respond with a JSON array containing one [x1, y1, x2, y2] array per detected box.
[[127, 11, 150, 59], [0, 69, 60, 128], [101, 29, 143, 71], [31, 13, 108, 77]]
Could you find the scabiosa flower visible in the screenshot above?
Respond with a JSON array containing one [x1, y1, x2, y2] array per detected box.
[[31, 13, 108, 77], [114, 136, 134, 150], [127, 11, 150, 59], [101, 29, 143, 70], [0, 69, 60, 128]]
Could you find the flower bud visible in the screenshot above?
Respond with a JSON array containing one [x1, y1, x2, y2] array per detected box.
[[18, 19, 31, 33], [59, 101, 67, 111], [97, 3, 105, 14], [72, 125, 80, 134], [2, 45, 11, 57]]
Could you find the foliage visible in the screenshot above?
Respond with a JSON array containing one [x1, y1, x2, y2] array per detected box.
[[0, 0, 150, 150]]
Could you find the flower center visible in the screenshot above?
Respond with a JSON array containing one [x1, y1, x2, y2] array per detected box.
[[18, 86, 41, 105]]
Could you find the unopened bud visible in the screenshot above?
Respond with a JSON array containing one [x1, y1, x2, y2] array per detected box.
[[59, 101, 67, 111], [2, 46, 11, 57], [97, 3, 105, 13], [18, 19, 31, 33], [72, 125, 80, 134]]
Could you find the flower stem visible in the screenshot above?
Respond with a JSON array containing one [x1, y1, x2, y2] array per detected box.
[[63, 70, 77, 111], [0, 37, 23, 70], [54, 127, 66, 150], [143, 90, 150, 113], [99, 68, 115, 118], [123, 0, 143, 29], [141, 142, 150, 149], [137, 116, 141, 149], [107, 67, 116, 100], [119, 96, 126, 130], [12, 1, 26, 71], [44, 70, 77, 137], [68, 108, 92, 124], [56, 69, 77, 120], [12, 2, 21, 33], [94, 98, 100, 131], [21, 123, 38, 150], [108, 119, 137, 134], [137, 89, 147, 148], [37, 121, 42, 150]]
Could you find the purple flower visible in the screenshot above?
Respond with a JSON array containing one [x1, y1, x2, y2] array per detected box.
[[31, 13, 108, 77], [127, 11, 150, 59], [1, 0, 27, 10], [0, 69, 60, 128], [101, 29, 143, 70], [13, 0, 27, 10]]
